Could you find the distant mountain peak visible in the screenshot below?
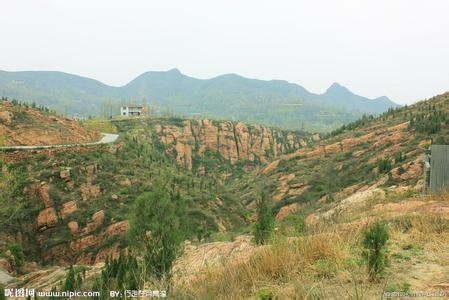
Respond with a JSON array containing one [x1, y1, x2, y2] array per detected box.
[[326, 82, 352, 94], [167, 68, 181, 74], [374, 95, 391, 101]]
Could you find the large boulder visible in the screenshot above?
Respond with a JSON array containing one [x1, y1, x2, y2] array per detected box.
[[59, 201, 77, 219], [0, 111, 13, 125], [38, 182, 53, 208], [36, 208, 58, 231]]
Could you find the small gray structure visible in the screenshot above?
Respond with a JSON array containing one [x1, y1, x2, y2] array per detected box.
[[428, 145, 449, 194]]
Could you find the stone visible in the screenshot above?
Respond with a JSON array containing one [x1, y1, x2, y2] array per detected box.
[[92, 210, 105, 226], [67, 221, 79, 235], [85, 165, 95, 174], [70, 235, 98, 252], [36, 207, 58, 230], [106, 220, 129, 236], [23, 261, 38, 273], [38, 182, 53, 208], [276, 203, 301, 220], [59, 169, 71, 181], [0, 258, 13, 274], [261, 160, 280, 174], [0, 111, 13, 125], [119, 178, 132, 187], [66, 181, 75, 190], [80, 182, 101, 201], [59, 201, 77, 219]]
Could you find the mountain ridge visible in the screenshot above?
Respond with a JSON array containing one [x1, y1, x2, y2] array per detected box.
[[0, 69, 399, 131]]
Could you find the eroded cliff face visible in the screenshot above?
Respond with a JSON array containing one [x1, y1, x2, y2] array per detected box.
[[154, 119, 308, 170]]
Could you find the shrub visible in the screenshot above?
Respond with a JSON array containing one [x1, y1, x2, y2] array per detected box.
[[377, 158, 392, 173], [362, 222, 389, 281], [256, 290, 274, 300], [35, 153, 48, 162]]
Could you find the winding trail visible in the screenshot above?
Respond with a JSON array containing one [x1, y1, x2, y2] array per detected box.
[[0, 133, 119, 151]]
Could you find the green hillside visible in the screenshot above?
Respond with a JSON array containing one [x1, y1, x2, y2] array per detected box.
[[0, 69, 398, 131]]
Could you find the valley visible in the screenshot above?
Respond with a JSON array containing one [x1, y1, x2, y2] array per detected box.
[[0, 93, 448, 299]]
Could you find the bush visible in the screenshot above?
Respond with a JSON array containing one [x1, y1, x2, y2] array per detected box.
[[377, 158, 392, 173], [256, 290, 273, 300], [362, 222, 389, 281]]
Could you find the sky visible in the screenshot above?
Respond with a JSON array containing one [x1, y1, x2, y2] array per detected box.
[[1, 0, 448, 104]]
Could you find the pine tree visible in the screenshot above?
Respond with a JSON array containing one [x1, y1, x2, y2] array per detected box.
[[63, 265, 76, 291], [254, 190, 275, 245], [362, 222, 389, 281], [128, 184, 183, 279]]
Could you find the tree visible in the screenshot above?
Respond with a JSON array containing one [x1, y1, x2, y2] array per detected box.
[[8, 243, 25, 274], [63, 265, 76, 291], [253, 191, 275, 245], [362, 222, 389, 281], [128, 185, 183, 279]]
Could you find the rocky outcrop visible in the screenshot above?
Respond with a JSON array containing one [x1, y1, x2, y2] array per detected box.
[[106, 220, 129, 236], [276, 203, 301, 220], [80, 182, 101, 201], [38, 182, 53, 208], [155, 119, 308, 170], [0, 111, 13, 125], [0, 100, 100, 146], [59, 201, 77, 219], [36, 208, 58, 231], [173, 235, 256, 286], [67, 221, 79, 235]]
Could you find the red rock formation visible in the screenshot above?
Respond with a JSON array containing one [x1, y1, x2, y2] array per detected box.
[[36, 208, 58, 230], [276, 203, 301, 220], [67, 221, 79, 235], [38, 182, 53, 208], [155, 119, 306, 170], [60, 201, 77, 219]]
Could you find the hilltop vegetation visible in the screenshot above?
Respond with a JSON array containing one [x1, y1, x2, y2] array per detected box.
[[0, 69, 398, 131]]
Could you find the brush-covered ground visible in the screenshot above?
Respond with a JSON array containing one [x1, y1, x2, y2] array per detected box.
[[170, 189, 449, 299], [8, 190, 449, 299], [1, 93, 449, 299]]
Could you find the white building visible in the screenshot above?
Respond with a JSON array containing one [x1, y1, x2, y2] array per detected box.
[[120, 105, 145, 117]]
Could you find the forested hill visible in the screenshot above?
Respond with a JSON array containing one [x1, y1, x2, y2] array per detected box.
[[0, 69, 398, 131]]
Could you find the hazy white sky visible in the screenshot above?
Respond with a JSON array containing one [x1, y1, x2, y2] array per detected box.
[[1, 0, 448, 104]]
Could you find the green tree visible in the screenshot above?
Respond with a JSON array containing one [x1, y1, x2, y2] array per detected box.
[[0, 284, 5, 300], [362, 222, 389, 281], [254, 191, 275, 245], [128, 185, 183, 279], [8, 243, 25, 274], [63, 265, 76, 291]]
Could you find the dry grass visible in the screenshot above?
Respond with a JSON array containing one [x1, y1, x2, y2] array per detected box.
[[173, 230, 353, 299], [171, 193, 449, 299]]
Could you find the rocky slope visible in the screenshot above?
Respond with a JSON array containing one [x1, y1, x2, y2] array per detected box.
[[0, 99, 99, 146], [1, 92, 448, 298], [232, 92, 449, 221], [4, 189, 448, 298], [151, 118, 309, 170]]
